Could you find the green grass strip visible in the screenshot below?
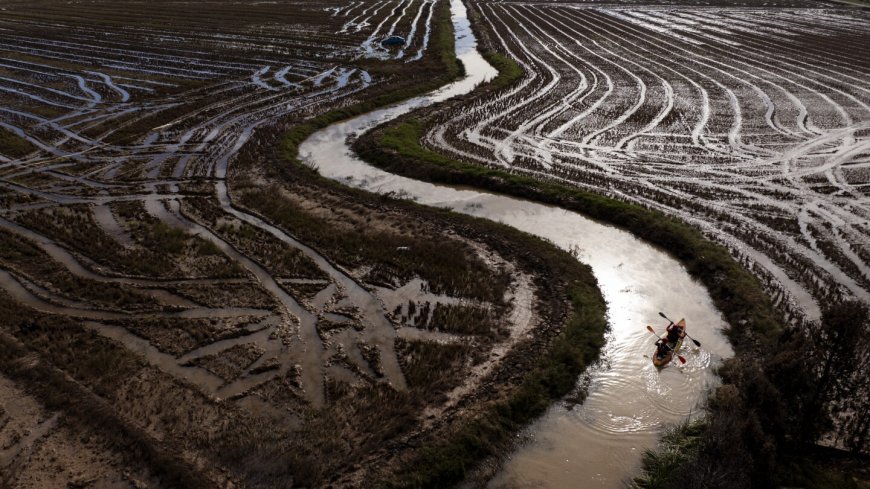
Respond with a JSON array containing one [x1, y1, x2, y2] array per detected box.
[[480, 50, 523, 90]]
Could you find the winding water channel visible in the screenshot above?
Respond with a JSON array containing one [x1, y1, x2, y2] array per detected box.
[[300, 1, 734, 486]]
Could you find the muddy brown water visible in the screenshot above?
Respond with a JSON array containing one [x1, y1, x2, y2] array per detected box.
[[299, 0, 734, 486]]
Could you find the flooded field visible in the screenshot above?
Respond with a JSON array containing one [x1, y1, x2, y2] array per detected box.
[[2, 0, 864, 487], [0, 0, 596, 486], [326, 0, 870, 486], [428, 0, 870, 323]]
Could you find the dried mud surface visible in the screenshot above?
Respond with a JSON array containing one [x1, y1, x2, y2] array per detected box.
[[0, 373, 153, 489]]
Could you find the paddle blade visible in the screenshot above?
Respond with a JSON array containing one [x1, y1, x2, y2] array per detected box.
[[677, 355, 687, 364], [646, 325, 656, 334], [692, 338, 701, 347], [658, 312, 667, 319]]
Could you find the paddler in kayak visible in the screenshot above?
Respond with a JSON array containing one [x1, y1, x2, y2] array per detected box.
[[650, 317, 687, 367], [648, 312, 703, 367]]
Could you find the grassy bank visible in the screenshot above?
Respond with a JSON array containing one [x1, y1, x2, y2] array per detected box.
[[632, 421, 706, 489], [354, 117, 783, 349], [383, 269, 606, 488], [480, 50, 523, 90]]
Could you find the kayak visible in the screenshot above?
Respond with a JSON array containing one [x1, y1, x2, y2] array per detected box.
[[652, 318, 686, 367]]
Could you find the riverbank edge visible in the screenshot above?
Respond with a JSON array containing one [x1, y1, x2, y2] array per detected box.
[[353, 97, 783, 355], [348, 16, 792, 485], [260, 2, 609, 487]]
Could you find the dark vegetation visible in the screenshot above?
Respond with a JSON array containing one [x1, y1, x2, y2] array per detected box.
[[182, 196, 327, 281], [383, 281, 606, 488], [189, 343, 264, 382], [635, 301, 870, 489], [0, 294, 213, 488], [168, 282, 275, 309], [13, 206, 176, 277], [103, 88, 209, 145], [110, 316, 267, 357], [0, 127, 36, 159], [0, 231, 158, 310], [427, 304, 506, 339], [236, 185, 507, 302], [113, 202, 245, 278], [395, 338, 477, 402], [13, 205, 241, 279]]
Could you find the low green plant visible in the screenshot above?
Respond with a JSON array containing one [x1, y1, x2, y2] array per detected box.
[[480, 50, 524, 90], [632, 421, 706, 489]]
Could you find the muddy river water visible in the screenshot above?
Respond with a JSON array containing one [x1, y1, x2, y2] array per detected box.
[[299, 1, 734, 486]]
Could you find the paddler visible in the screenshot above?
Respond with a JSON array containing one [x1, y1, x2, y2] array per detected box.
[[665, 321, 684, 344], [655, 338, 672, 358]]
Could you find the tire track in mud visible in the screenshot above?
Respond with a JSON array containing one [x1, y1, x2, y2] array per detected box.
[[625, 10, 870, 124], [591, 9, 776, 156], [450, 3, 561, 167], [549, 9, 714, 149], [525, 6, 675, 151], [143, 198, 329, 404], [397, 0, 431, 59], [355, 0, 442, 60], [209, 183, 409, 394]]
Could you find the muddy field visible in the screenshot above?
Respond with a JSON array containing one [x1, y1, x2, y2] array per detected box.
[[0, 1, 597, 487], [426, 0, 870, 321]]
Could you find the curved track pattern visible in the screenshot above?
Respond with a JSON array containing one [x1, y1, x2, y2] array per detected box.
[[342, 0, 442, 60], [0, 0, 474, 409], [429, 1, 870, 320]]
